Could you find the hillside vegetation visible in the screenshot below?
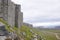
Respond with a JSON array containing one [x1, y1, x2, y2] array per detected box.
[[0, 18, 60, 40], [0, 18, 42, 40]]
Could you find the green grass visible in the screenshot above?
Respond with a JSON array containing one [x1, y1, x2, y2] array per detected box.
[[28, 28, 57, 40], [20, 25, 33, 40], [20, 26, 40, 40], [39, 31, 57, 40], [45, 29, 60, 33], [42, 29, 60, 40], [33, 29, 58, 40]]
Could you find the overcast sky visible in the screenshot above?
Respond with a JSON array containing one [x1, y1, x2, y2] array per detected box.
[[12, 0, 60, 27]]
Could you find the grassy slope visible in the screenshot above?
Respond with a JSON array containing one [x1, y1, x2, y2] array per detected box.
[[44, 29, 60, 33], [20, 26, 58, 40], [20, 26, 33, 40], [33, 29, 58, 40], [0, 18, 41, 40], [38, 31, 57, 40], [42, 29, 60, 39], [0, 18, 58, 40], [5, 25, 60, 40]]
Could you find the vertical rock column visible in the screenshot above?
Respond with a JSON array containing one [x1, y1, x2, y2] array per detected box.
[[15, 4, 23, 36], [0, 0, 3, 18], [0, 0, 8, 21], [8, 1, 15, 27], [15, 4, 23, 28]]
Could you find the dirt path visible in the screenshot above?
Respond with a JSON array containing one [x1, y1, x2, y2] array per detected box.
[[54, 33, 60, 40], [41, 31, 60, 40], [45, 31, 60, 40]]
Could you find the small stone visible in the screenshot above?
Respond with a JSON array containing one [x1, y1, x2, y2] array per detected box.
[[30, 29, 34, 34], [21, 32, 26, 36]]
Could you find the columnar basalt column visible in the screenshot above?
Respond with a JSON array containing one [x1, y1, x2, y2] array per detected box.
[[0, 0, 23, 28], [15, 4, 23, 28]]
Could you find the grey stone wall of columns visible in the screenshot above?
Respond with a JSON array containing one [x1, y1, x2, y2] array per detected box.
[[0, 0, 23, 28]]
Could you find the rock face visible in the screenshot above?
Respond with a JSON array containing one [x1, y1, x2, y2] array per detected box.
[[15, 4, 23, 28], [0, 0, 23, 40], [0, 25, 10, 40], [0, 36, 6, 40], [0, 0, 23, 28], [0, 26, 9, 36]]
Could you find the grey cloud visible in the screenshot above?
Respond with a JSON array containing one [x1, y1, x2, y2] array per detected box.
[[24, 17, 60, 23], [12, 0, 60, 24]]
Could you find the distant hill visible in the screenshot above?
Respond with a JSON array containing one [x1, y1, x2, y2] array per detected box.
[[54, 26, 60, 29], [35, 25, 60, 30]]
